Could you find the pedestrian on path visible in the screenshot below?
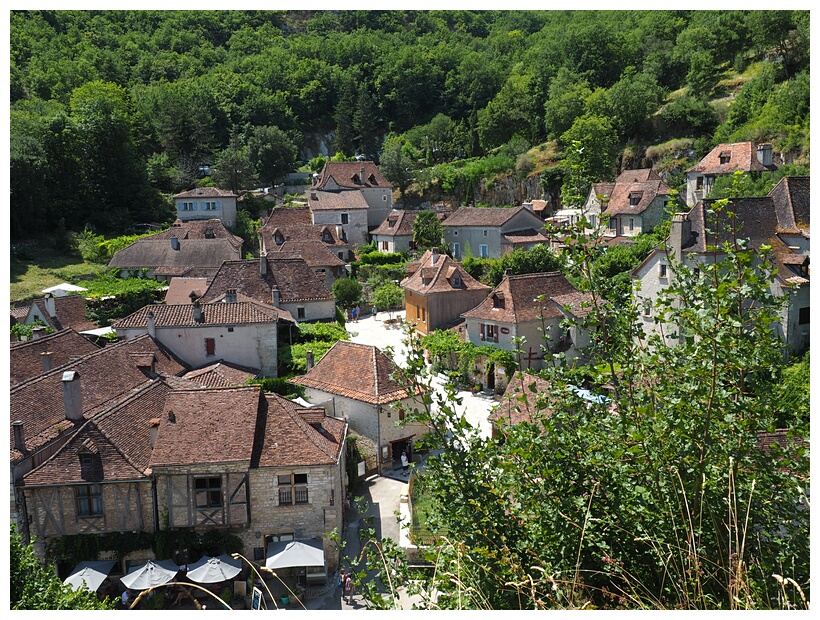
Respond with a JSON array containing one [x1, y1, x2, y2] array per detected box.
[[343, 573, 354, 605], [354, 304, 361, 322], [401, 451, 409, 474], [371, 305, 377, 317]]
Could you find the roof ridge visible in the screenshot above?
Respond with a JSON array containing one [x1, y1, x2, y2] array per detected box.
[[273, 394, 338, 461]]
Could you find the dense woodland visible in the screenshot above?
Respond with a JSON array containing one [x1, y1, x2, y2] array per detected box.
[[10, 10, 810, 238]]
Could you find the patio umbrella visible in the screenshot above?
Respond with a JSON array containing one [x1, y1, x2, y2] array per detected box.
[[265, 539, 325, 570], [63, 560, 116, 592], [186, 555, 242, 584], [120, 559, 180, 590]]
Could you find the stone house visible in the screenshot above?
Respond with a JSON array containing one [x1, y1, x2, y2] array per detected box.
[[684, 142, 778, 206], [10, 335, 188, 540], [370, 210, 418, 253], [442, 206, 548, 259], [311, 161, 393, 228], [307, 189, 371, 247], [583, 168, 673, 239], [267, 241, 347, 292], [112, 299, 291, 377], [632, 178, 810, 356], [172, 187, 239, 228], [289, 341, 429, 475], [199, 255, 337, 322], [11, 293, 99, 335], [461, 272, 592, 373], [401, 248, 491, 335]]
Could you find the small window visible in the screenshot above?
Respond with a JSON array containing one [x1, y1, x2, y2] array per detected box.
[[719, 152, 731, 165], [275, 233, 284, 245], [659, 264, 668, 278], [382, 195, 387, 201], [338, 252, 345, 259], [483, 229, 488, 237], [609, 218, 617, 231], [297, 307, 306, 319], [479, 244, 489, 258], [643, 301, 651, 317], [452, 243, 460, 258], [194, 477, 222, 509], [278, 474, 308, 506], [382, 241, 388, 250], [453, 230, 458, 236], [204, 201, 219, 211], [798, 307, 810, 325], [76, 484, 103, 517], [227, 327, 234, 333], [629, 218, 634, 231], [205, 338, 216, 356], [696, 176, 704, 190], [341, 213, 349, 225]]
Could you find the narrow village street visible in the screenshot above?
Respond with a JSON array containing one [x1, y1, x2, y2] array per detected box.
[[303, 310, 498, 610]]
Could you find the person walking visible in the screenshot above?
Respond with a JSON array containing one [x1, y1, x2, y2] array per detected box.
[[351, 306, 358, 322], [401, 451, 409, 474], [354, 305, 361, 322], [343, 573, 354, 605]]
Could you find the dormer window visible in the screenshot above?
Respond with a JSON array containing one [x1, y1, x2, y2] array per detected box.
[[719, 152, 731, 165], [492, 293, 505, 309], [452, 274, 461, 287], [388, 218, 395, 228], [274, 232, 284, 245], [629, 192, 642, 206]]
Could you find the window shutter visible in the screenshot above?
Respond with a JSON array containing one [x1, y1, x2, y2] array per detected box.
[[480, 324, 485, 341], [494, 328, 498, 343], [205, 338, 215, 355]]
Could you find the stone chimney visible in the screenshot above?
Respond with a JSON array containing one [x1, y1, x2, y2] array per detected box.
[[669, 212, 693, 263], [360, 167, 366, 185], [12, 420, 26, 453], [271, 286, 281, 307], [41, 351, 54, 372], [171, 236, 180, 251], [757, 143, 773, 167], [431, 248, 440, 264], [306, 349, 314, 371], [62, 370, 83, 422], [147, 309, 156, 338], [149, 418, 160, 448], [193, 299, 204, 323], [43, 293, 57, 318], [260, 253, 268, 276], [31, 325, 47, 340]]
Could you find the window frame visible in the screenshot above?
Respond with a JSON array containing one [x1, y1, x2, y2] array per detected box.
[[278, 473, 309, 506], [194, 476, 223, 509], [798, 307, 810, 325], [75, 483, 104, 518], [479, 244, 489, 258], [340, 213, 349, 225], [205, 338, 216, 356]]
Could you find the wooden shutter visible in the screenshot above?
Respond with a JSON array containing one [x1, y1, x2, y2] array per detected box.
[[480, 324, 485, 341], [205, 338, 215, 356], [493, 326, 498, 343]]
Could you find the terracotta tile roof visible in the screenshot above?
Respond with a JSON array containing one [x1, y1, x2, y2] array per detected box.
[[401, 250, 490, 295], [371, 210, 417, 237], [529, 199, 550, 213], [307, 189, 369, 211], [164, 278, 209, 304], [502, 228, 550, 245], [173, 187, 238, 199], [108, 238, 242, 270], [26, 295, 98, 332], [490, 372, 553, 428], [10, 328, 100, 386], [150, 386, 263, 467], [591, 182, 616, 200], [602, 177, 672, 217], [199, 257, 333, 305], [150, 219, 243, 249], [182, 361, 259, 387], [112, 300, 283, 330], [289, 341, 412, 405], [462, 272, 592, 324], [262, 206, 313, 227], [769, 176, 810, 234], [686, 142, 777, 175], [10, 335, 188, 463], [256, 393, 345, 468], [23, 380, 171, 485], [313, 161, 391, 190], [443, 206, 529, 228], [260, 207, 348, 248], [615, 168, 661, 184], [270, 241, 346, 269]]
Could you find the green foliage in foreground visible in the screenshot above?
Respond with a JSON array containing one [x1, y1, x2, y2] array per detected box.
[[351, 191, 809, 610], [77, 273, 165, 297], [422, 328, 518, 383], [11, 524, 116, 610]]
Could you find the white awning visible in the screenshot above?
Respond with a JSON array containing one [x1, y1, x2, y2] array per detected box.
[[79, 326, 115, 337], [42, 283, 88, 296], [63, 560, 116, 592], [120, 559, 179, 590], [265, 539, 325, 570]]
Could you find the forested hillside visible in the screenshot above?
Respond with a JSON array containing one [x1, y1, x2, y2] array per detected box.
[[10, 10, 810, 239]]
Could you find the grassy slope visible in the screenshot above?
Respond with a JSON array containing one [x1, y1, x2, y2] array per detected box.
[[10, 240, 108, 303]]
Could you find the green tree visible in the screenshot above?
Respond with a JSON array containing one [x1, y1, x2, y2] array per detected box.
[[379, 141, 415, 196], [606, 67, 664, 140], [543, 67, 592, 141], [373, 282, 403, 319], [412, 210, 445, 250], [246, 124, 298, 187], [559, 115, 618, 206], [211, 125, 257, 193], [332, 277, 363, 309], [11, 524, 116, 610]]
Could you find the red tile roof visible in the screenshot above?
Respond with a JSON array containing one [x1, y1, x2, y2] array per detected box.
[[769, 176, 810, 233], [151, 219, 243, 250], [256, 393, 345, 468], [271, 241, 346, 269], [615, 168, 661, 184], [164, 278, 209, 304], [150, 386, 263, 467], [260, 207, 348, 248], [10, 335, 188, 463], [173, 187, 238, 199], [443, 206, 530, 228], [401, 250, 490, 296], [108, 238, 242, 271], [370, 211, 417, 237], [26, 295, 99, 333], [502, 228, 550, 245], [462, 272, 592, 324], [602, 177, 672, 217], [199, 257, 333, 305], [686, 142, 777, 175], [182, 361, 259, 387], [313, 161, 390, 190], [112, 300, 283, 330], [289, 341, 413, 404], [10, 328, 100, 386], [307, 190, 369, 211]]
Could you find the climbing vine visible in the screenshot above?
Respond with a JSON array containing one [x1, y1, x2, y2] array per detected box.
[[421, 329, 517, 385]]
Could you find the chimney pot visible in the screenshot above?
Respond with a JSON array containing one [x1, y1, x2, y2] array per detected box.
[[306, 349, 314, 370], [147, 309, 156, 338], [62, 370, 83, 422], [41, 351, 54, 372], [43, 294, 57, 318], [271, 286, 281, 307], [31, 325, 47, 340], [193, 300, 204, 323], [260, 253, 268, 276], [13, 420, 26, 452]]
